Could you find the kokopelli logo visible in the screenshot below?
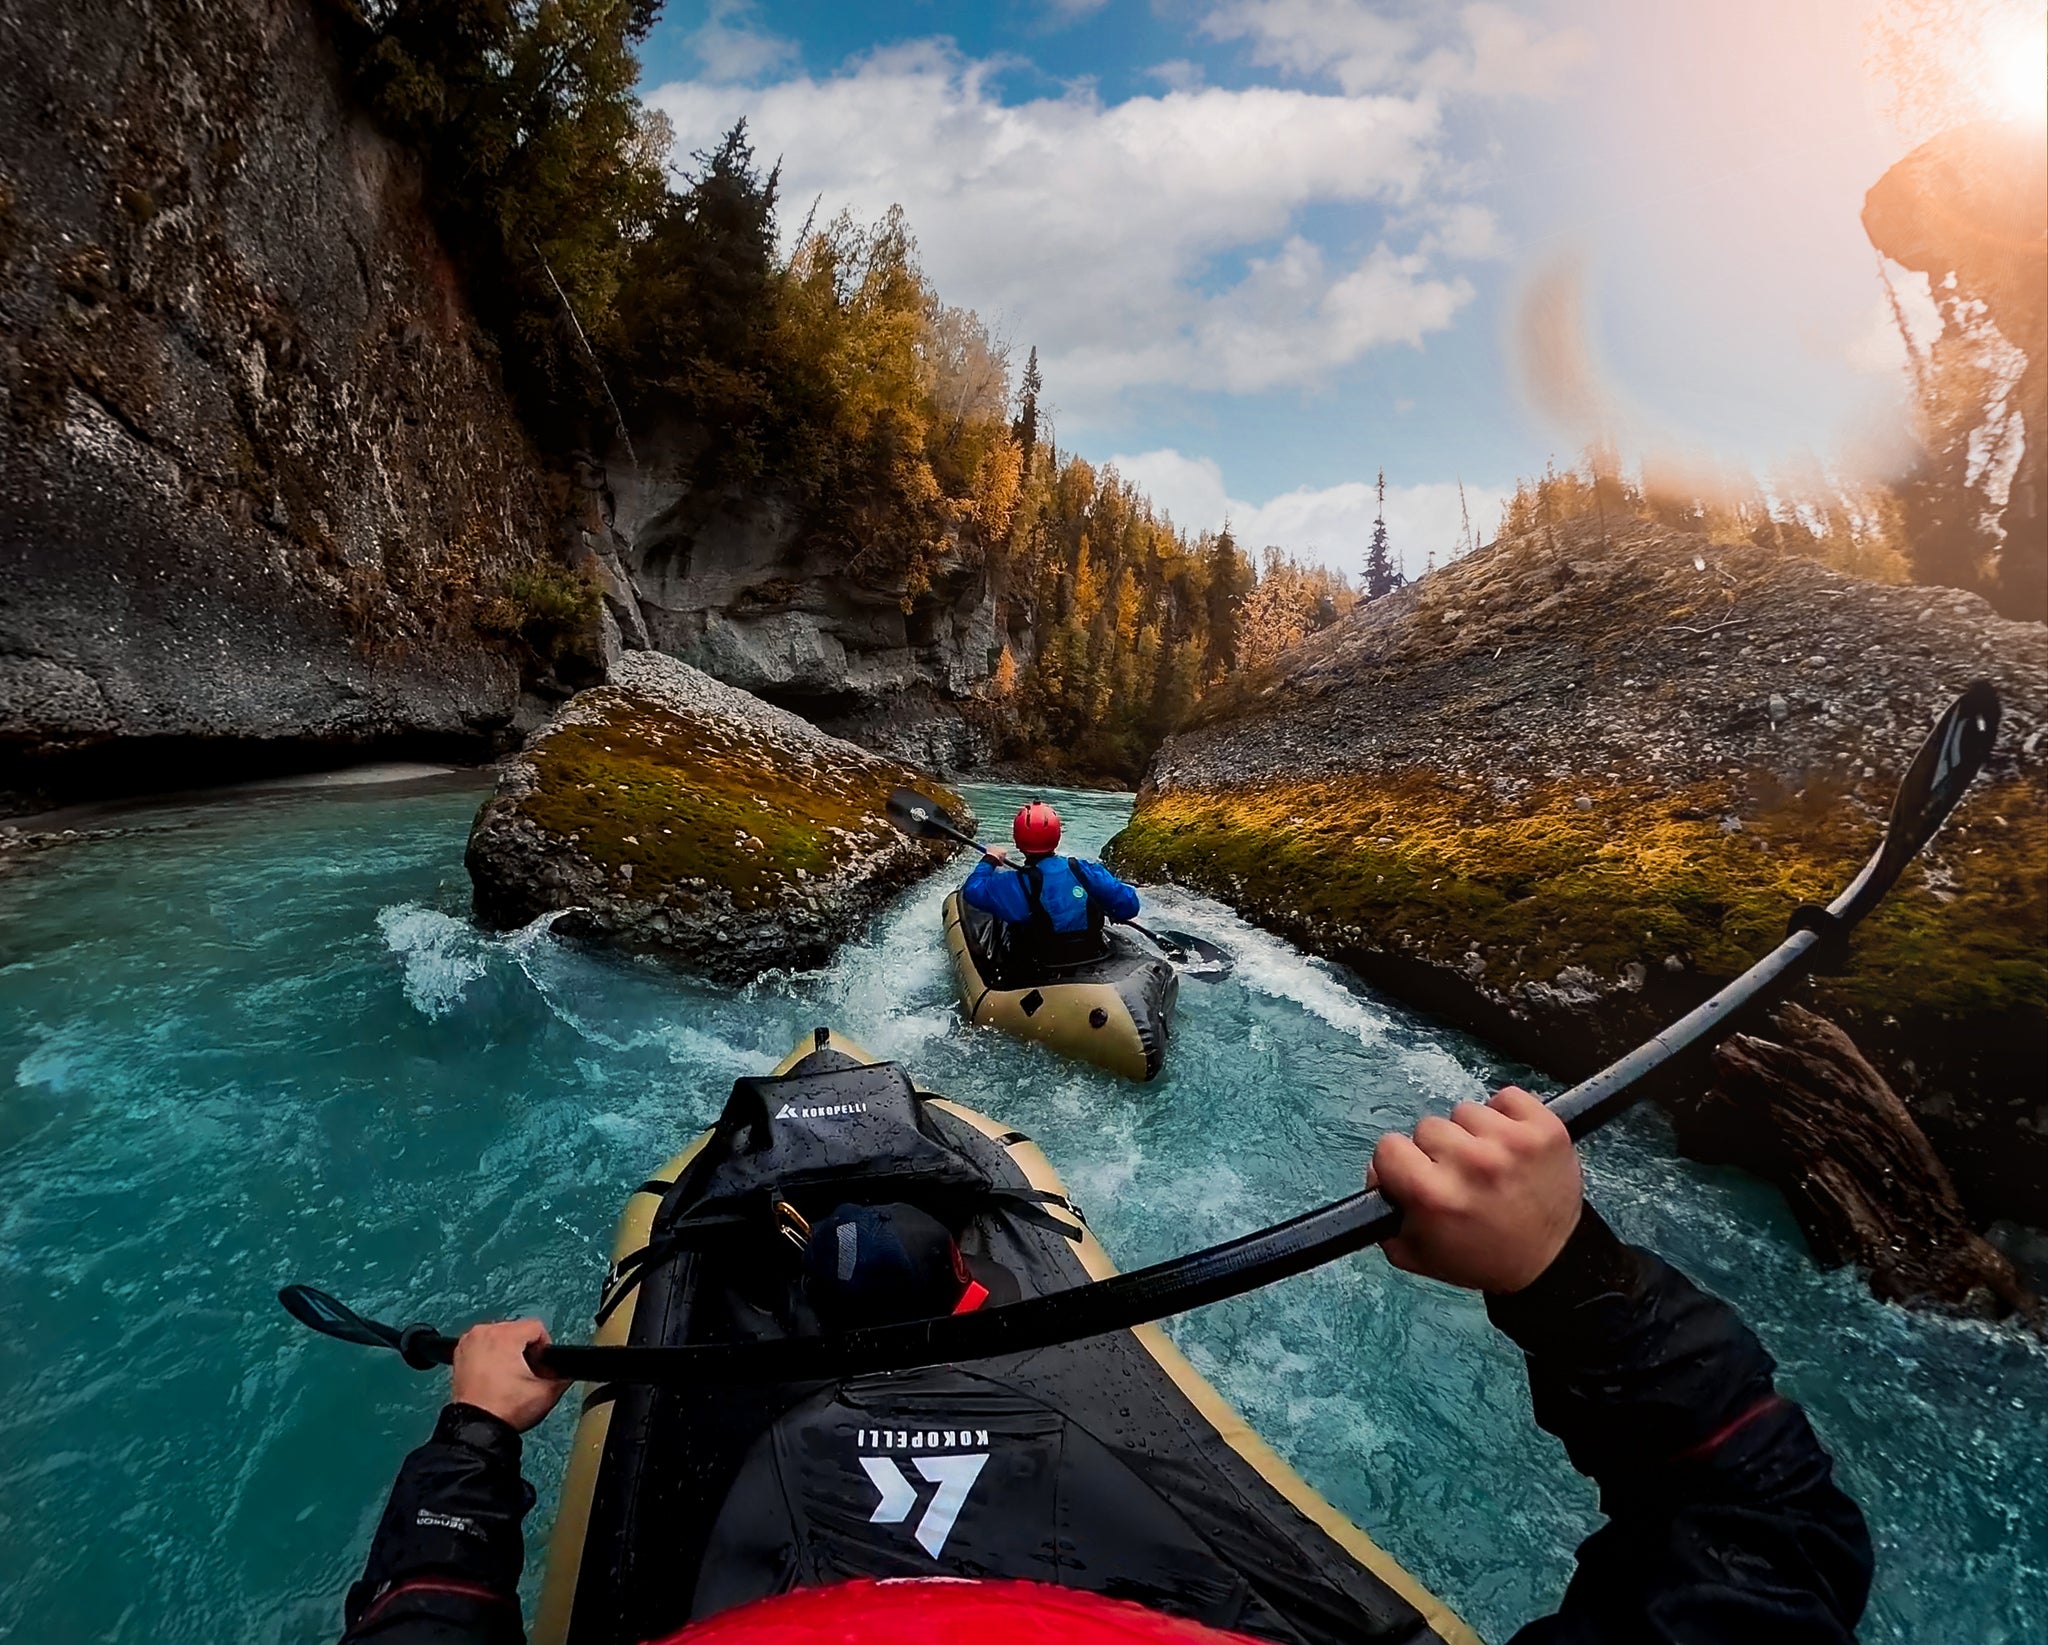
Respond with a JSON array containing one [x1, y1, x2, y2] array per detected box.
[[858, 1452, 990, 1558]]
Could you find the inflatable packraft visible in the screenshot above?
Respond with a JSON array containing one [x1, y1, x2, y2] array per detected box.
[[942, 891, 1177, 1080], [534, 1032, 1476, 1645]]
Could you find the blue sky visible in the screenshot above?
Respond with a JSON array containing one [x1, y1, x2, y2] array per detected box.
[[640, 1, 1927, 579]]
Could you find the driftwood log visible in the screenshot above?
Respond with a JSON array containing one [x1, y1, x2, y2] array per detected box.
[[1691, 1005, 2038, 1321]]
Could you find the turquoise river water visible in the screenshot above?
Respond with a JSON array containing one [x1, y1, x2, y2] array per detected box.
[[0, 775, 2041, 1643]]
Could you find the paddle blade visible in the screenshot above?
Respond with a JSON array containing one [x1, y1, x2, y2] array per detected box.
[[885, 786, 971, 846], [1154, 929, 1234, 982], [1886, 679, 2000, 867], [279, 1285, 402, 1351]]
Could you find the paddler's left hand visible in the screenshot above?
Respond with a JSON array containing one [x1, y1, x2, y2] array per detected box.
[[451, 1318, 572, 1432], [1367, 1085, 1583, 1294]]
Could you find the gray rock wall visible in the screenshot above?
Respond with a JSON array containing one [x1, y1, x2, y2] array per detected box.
[[0, 0, 556, 811], [595, 425, 1005, 772]]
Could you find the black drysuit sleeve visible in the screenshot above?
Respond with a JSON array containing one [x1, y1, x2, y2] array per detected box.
[[1492, 1206, 1874, 1643], [339, 1403, 535, 1645]]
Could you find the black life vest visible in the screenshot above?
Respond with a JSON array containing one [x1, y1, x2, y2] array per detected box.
[[1018, 856, 1109, 966]]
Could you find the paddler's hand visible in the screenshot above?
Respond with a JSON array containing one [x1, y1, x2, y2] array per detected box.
[[983, 846, 1010, 865], [1367, 1085, 1582, 1294], [450, 1318, 572, 1432]]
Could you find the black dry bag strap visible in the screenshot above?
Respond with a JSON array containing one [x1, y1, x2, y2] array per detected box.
[[1020, 860, 1057, 944], [595, 1211, 749, 1327], [992, 1188, 1088, 1240], [1068, 857, 1108, 936]]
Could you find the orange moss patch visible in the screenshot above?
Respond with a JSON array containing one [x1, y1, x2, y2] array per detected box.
[[1111, 771, 2048, 1023], [518, 694, 958, 910]]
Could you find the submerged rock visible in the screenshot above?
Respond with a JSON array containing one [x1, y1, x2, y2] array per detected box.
[[466, 653, 966, 982], [1111, 518, 2048, 1237]]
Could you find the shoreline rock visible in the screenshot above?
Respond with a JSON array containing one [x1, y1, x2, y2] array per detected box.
[[1111, 518, 2048, 1243], [465, 653, 966, 982]]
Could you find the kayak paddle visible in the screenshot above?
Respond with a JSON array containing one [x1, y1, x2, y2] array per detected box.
[[286, 683, 1999, 1386], [885, 786, 1234, 981], [280, 1284, 454, 1368]]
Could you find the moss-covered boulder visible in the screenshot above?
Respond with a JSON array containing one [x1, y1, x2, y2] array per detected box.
[[1111, 518, 2048, 1228], [467, 653, 967, 981]]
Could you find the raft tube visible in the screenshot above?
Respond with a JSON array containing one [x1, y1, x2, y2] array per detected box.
[[533, 1031, 1477, 1645], [942, 891, 1177, 1081]]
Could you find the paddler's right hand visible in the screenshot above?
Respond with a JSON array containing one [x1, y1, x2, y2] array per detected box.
[[1367, 1085, 1583, 1294], [450, 1318, 572, 1432]]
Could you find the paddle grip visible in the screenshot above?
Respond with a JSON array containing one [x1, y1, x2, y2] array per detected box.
[[397, 1323, 454, 1370]]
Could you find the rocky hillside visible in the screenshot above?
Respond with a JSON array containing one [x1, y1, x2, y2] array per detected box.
[[467, 652, 964, 982], [1111, 518, 2048, 1232], [0, 0, 570, 812]]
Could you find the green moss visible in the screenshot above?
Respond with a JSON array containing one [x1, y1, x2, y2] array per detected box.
[[1111, 771, 2048, 1026], [519, 694, 957, 910]]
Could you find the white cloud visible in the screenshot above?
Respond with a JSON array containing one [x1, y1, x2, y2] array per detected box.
[[687, 0, 798, 83], [1203, 0, 1418, 95], [1436, 3, 1593, 98], [650, 43, 1477, 419], [1415, 200, 1506, 260], [1203, 2, 1590, 100], [1107, 447, 1508, 579], [1145, 58, 1208, 92]]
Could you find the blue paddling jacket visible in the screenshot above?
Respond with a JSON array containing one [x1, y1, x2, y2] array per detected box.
[[960, 853, 1140, 942]]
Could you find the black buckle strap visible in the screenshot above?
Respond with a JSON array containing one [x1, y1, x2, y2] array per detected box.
[[595, 1211, 749, 1327]]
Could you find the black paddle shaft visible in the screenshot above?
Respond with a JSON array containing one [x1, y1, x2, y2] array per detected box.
[[287, 684, 2000, 1385]]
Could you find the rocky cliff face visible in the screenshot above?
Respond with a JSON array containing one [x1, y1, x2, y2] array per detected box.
[[1111, 519, 2048, 1231], [0, 0, 557, 813], [581, 425, 1004, 775], [466, 651, 964, 982]]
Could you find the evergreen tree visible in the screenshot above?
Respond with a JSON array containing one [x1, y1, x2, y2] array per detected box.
[[614, 121, 781, 475], [1364, 469, 1401, 599], [1013, 346, 1041, 463], [331, 0, 671, 444], [1201, 529, 1255, 679]]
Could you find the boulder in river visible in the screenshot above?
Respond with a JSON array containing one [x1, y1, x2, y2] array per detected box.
[[1110, 517, 2048, 1247], [466, 653, 966, 982]]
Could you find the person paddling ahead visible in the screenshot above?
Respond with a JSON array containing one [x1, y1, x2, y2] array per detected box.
[[334, 1087, 1872, 1644], [959, 801, 1141, 969]]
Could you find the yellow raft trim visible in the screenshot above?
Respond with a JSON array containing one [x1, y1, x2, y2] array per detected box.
[[943, 893, 1156, 1081], [533, 1127, 712, 1645], [932, 1098, 1484, 1645]]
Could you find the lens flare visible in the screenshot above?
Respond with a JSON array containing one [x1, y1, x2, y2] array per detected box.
[[1985, 13, 2047, 124]]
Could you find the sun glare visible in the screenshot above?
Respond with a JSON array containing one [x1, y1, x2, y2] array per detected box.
[[1984, 13, 2048, 124]]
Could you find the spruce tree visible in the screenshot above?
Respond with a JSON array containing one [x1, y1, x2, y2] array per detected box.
[[1365, 469, 1399, 600], [1013, 346, 1042, 463]]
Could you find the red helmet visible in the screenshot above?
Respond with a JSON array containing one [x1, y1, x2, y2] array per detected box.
[[1013, 801, 1062, 854]]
